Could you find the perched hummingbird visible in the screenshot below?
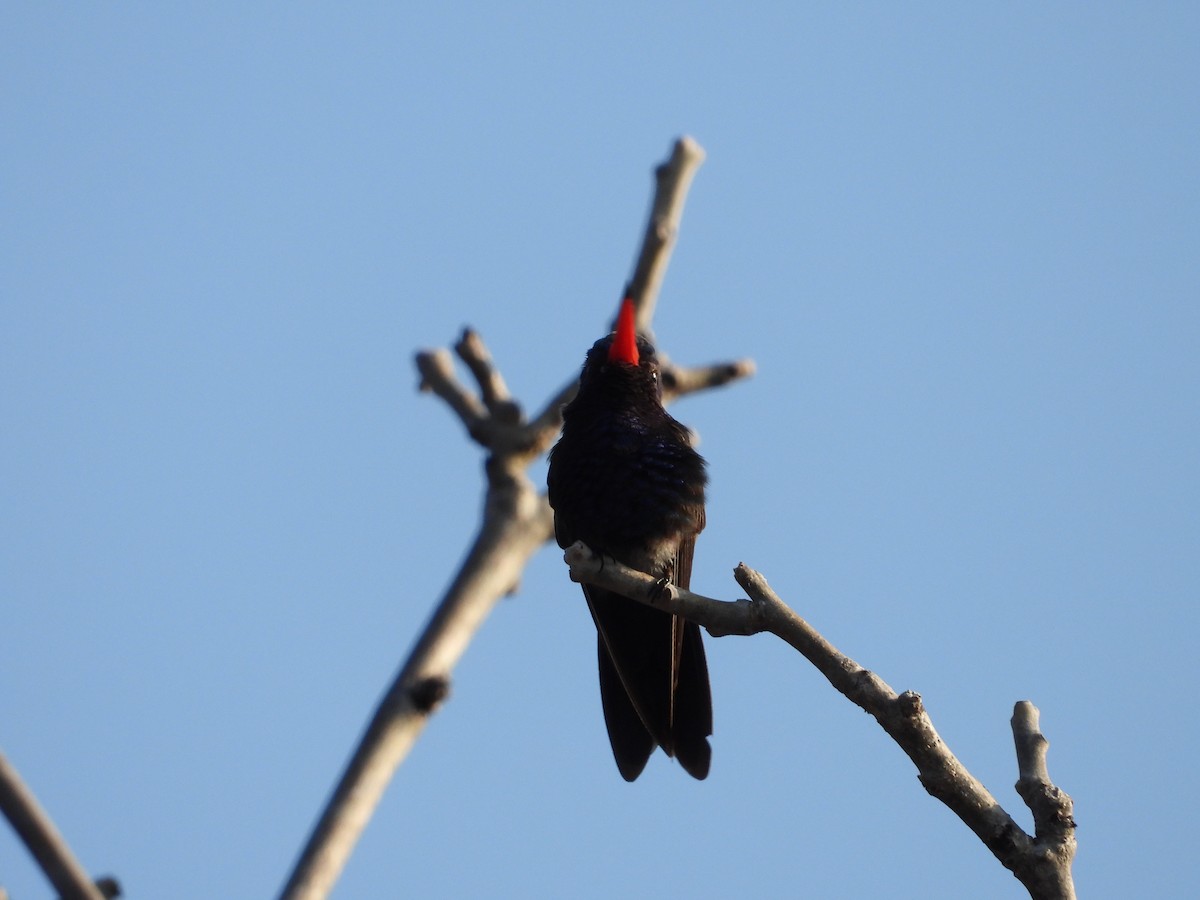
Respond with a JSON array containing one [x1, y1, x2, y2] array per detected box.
[[547, 298, 712, 780]]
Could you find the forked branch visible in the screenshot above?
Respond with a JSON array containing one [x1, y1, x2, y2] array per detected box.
[[278, 136, 752, 900], [564, 544, 1077, 900]]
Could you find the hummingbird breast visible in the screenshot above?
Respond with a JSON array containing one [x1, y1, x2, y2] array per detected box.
[[551, 408, 706, 568]]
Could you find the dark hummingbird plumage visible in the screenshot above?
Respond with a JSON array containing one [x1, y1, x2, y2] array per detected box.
[[547, 299, 712, 780]]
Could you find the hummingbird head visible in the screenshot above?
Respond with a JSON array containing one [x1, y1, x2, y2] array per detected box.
[[577, 297, 662, 401]]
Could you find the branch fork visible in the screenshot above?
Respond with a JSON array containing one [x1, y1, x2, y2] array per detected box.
[[567, 542, 1077, 900]]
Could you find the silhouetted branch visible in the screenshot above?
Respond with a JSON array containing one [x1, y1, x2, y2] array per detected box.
[[278, 136, 753, 900], [564, 544, 1077, 900], [0, 749, 119, 900]]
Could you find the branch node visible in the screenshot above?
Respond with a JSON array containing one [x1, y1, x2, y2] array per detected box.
[[896, 690, 924, 718], [0, 750, 113, 900], [1012, 701, 1077, 842], [91, 877, 123, 899], [409, 675, 451, 713], [455, 329, 523, 425]]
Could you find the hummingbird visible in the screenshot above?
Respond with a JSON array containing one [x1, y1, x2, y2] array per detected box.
[[547, 298, 712, 780]]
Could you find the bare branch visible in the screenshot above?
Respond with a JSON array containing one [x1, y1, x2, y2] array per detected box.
[[1011, 702, 1078, 899], [455, 329, 521, 424], [414, 330, 543, 452], [662, 358, 758, 402], [626, 136, 707, 340], [564, 544, 1077, 900], [564, 541, 767, 637], [278, 136, 751, 900], [278, 454, 554, 900], [0, 750, 118, 900], [414, 347, 490, 445]]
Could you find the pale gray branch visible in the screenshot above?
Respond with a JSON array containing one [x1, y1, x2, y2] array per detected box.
[[415, 330, 545, 453], [626, 135, 706, 341], [662, 358, 758, 401], [455, 329, 520, 423], [278, 136, 752, 900], [564, 544, 1077, 900], [0, 750, 118, 900], [278, 454, 553, 900], [1011, 702, 1078, 900], [415, 346, 490, 445]]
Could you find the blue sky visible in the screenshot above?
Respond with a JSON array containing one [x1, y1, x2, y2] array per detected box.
[[3, 4, 1197, 898]]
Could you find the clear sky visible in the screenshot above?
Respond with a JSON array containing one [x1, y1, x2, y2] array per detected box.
[[3, 4, 1197, 898]]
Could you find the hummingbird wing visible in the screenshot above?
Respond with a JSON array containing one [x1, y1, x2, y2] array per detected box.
[[548, 464, 663, 779], [585, 584, 677, 779], [584, 525, 712, 781]]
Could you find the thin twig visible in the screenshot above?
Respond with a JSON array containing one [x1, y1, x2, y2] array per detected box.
[[415, 347, 490, 444], [0, 749, 116, 900], [564, 544, 1077, 900], [455, 329, 521, 424], [662, 358, 758, 403], [626, 136, 706, 341]]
